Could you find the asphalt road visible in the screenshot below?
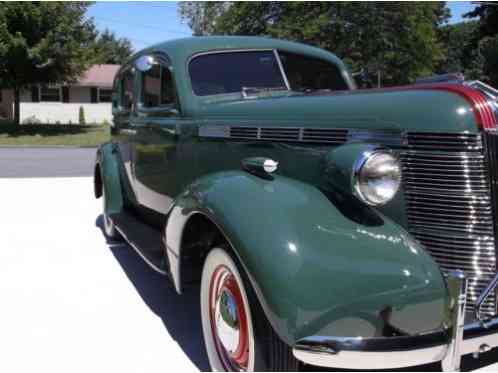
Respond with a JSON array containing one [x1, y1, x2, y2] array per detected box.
[[0, 147, 96, 178]]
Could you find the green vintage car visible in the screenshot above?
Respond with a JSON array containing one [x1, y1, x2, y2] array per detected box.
[[94, 36, 498, 371]]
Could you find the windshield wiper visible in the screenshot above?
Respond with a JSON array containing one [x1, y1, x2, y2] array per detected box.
[[241, 86, 288, 98], [292, 87, 331, 94]]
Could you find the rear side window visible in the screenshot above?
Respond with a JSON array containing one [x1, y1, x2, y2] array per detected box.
[[120, 69, 134, 110], [278, 51, 349, 91], [189, 51, 286, 96], [141, 64, 176, 108]]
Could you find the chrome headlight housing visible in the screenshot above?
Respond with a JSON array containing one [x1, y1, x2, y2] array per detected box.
[[353, 150, 401, 206]]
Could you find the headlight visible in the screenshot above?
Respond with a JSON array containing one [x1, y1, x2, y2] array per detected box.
[[353, 150, 401, 206]]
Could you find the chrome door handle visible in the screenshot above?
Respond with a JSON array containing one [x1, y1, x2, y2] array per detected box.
[[119, 128, 137, 135]]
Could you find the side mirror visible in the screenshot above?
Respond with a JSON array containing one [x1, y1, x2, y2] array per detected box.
[[135, 55, 156, 72]]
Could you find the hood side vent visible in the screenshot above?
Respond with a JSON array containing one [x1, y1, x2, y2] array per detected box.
[[302, 128, 348, 144], [230, 126, 258, 140], [260, 128, 300, 142]]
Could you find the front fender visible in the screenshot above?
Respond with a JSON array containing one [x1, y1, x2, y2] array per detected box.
[[166, 171, 448, 346]]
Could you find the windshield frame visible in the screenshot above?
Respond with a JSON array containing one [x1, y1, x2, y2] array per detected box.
[[187, 49, 291, 97]]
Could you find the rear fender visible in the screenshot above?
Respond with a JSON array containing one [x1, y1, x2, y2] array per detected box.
[[95, 142, 124, 215], [165, 171, 449, 346]]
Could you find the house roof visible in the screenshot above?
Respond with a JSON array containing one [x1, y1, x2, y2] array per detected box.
[[77, 64, 120, 88]]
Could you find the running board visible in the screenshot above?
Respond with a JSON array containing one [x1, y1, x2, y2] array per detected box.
[[110, 211, 169, 275]]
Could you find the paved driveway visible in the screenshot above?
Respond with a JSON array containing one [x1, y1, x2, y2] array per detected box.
[[0, 147, 96, 178], [0, 177, 207, 372]]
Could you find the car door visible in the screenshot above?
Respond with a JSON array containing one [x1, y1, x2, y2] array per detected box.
[[111, 66, 139, 208], [130, 53, 186, 220]]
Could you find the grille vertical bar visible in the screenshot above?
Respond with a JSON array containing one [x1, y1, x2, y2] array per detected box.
[[401, 132, 497, 317]]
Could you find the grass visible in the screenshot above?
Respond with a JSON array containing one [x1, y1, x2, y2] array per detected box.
[[0, 122, 110, 146]]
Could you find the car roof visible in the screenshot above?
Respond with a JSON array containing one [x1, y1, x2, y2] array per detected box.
[[128, 36, 345, 69]]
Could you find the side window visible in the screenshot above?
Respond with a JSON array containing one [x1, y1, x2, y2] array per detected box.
[[141, 63, 176, 108], [120, 69, 134, 111]]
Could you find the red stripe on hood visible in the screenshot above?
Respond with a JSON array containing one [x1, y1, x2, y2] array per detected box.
[[357, 83, 497, 130]]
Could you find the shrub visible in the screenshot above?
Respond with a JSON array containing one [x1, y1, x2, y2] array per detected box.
[[78, 106, 86, 125], [22, 115, 41, 125], [101, 119, 111, 127]]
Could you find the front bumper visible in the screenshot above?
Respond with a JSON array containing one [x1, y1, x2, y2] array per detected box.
[[293, 271, 498, 371]]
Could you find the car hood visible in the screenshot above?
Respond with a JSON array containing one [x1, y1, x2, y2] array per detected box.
[[196, 88, 480, 133]]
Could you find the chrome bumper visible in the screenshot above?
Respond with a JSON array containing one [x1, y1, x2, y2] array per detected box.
[[293, 271, 498, 371]]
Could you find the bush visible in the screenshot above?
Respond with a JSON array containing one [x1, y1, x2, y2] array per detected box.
[[22, 115, 42, 125], [101, 119, 111, 127], [78, 106, 86, 125]]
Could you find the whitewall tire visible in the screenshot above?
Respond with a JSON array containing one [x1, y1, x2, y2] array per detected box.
[[200, 246, 298, 372], [201, 247, 256, 371]]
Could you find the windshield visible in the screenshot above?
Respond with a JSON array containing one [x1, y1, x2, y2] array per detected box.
[[189, 51, 287, 96], [278, 51, 349, 92]]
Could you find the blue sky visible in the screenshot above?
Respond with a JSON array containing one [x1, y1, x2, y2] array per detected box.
[[86, 1, 478, 52]]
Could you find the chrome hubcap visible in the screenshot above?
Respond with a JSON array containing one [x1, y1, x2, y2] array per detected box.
[[209, 265, 249, 371], [215, 289, 240, 353]]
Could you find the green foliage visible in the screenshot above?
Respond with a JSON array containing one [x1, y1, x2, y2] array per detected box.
[[178, 2, 228, 36], [179, 2, 450, 87], [79, 106, 86, 125], [93, 29, 133, 65], [464, 3, 498, 87], [438, 21, 484, 79], [0, 2, 98, 124]]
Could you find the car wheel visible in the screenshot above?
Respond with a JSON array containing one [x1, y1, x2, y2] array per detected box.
[[201, 247, 298, 372], [102, 182, 120, 240]]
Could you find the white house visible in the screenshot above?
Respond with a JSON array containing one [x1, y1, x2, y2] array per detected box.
[[0, 64, 120, 124]]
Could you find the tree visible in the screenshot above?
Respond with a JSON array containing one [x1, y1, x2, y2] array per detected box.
[[438, 21, 485, 79], [0, 2, 97, 124], [178, 2, 450, 86], [465, 2, 498, 87], [94, 29, 133, 65], [178, 2, 228, 36]]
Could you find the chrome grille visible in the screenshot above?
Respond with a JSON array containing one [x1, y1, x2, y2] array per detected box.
[[402, 132, 497, 316]]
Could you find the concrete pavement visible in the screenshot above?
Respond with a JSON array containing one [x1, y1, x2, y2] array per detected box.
[[0, 177, 207, 373]]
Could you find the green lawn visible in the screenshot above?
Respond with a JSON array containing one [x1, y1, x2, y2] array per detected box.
[[0, 122, 110, 146]]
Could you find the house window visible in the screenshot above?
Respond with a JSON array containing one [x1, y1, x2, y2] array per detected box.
[[40, 85, 61, 102], [99, 88, 113, 103], [142, 64, 176, 108], [120, 69, 134, 110]]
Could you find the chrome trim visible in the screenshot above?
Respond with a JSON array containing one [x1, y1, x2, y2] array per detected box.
[[293, 340, 448, 370], [292, 272, 498, 370], [442, 270, 468, 371], [476, 273, 498, 321], [273, 49, 291, 90], [352, 147, 401, 206]]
